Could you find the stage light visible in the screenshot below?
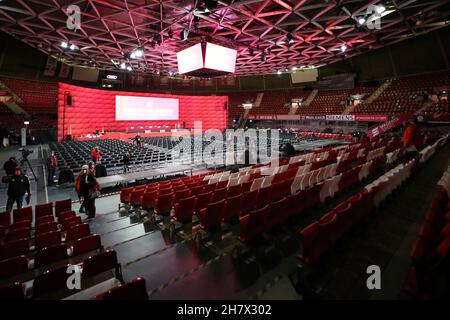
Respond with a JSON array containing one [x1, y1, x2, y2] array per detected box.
[[135, 47, 144, 57], [376, 5, 386, 14], [24, 121, 30, 125], [126, 66, 132, 71], [341, 44, 347, 52], [69, 44, 76, 50], [358, 17, 366, 25], [120, 62, 126, 69], [277, 70, 282, 75], [286, 33, 294, 44], [61, 41, 68, 48], [130, 52, 136, 59], [292, 66, 298, 71]]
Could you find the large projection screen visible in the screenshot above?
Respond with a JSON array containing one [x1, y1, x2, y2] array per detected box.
[[291, 69, 318, 84], [115, 96, 179, 120], [177, 43, 204, 74], [204, 43, 237, 73]]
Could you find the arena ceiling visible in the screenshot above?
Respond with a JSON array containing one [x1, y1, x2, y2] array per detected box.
[[0, 0, 449, 76]]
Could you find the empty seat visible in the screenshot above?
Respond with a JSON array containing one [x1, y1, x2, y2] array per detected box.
[[226, 184, 242, 197], [34, 244, 68, 268], [223, 195, 243, 222], [172, 196, 196, 224], [65, 223, 90, 242], [199, 200, 225, 232], [0, 282, 24, 300], [0, 211, 11, 227], [238, 205, 270, 243], [61, 216, 82, 230], [129, 189, 145, 208], [33, 265, 70, 298], [35, 231, 61, 250], [13, 207, 32, 223], [256, 186, 272, 208], [58, 211, 76, 223], [36, 215, 55, 226], [194, 191, 213, 213], [172, 189, 190, 205], [71, 234, 102, 256], [82, 250, 119, 279], [242, 190, 258, 213], [211, 187, 227, 203], [55, 199, 72, 217], [35, 203, 53, 220], [6, 227, 31, 242], [0, 239, 29, 260], [267, 197, 288, 229], [0, 255, 28, 279], [119, 187, 133, 205], [95, 277, 148, 300], [154, 193, 174, 216], [36, 221, 58, 235]]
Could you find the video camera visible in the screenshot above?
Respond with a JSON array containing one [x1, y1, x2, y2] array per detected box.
[[18, 148, 33, 159]]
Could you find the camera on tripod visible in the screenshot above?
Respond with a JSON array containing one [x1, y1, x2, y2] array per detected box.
[[18, 148, 33, 159]]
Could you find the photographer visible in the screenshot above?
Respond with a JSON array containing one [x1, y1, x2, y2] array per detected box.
[[3, 167, 31, 212], [3, 157, 18, 176]]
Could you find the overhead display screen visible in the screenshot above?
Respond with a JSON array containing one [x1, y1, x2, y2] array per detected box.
[[204, 42, 237, 73], [177, 43, 204, 74], [115, 95, 179, 120]]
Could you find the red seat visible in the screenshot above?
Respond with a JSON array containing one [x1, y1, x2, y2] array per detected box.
[[13, 207, 32, 223], [240, 181, 253, 193], [298, 222, 323, 265], [173, 184, 187, 193], [172, 189, 190, 206], [82, 250, 119, 279], [71, 234, 102, 256], [195, 191, 213, 213], [270, 179, 292, 202], [36, 221, 58, 235], [58, 210, 76, 223], [65, 223, 90, 242], [130, 189, 145, 207], [35, 231, 61, 250], [0, 282, 24, 300], [223, 195, 243, 222], [33, 265, 69, 298], [34, 244, 68, 268], [256, 186, 272, 208], [203, 183, 217, 193], [119, 187, 134, 205], [55, 199, 72, 217], [6, 227, 31, 242], [334, 201, 353, 235], [226, 184, 242, 197], [95, 277, 148, 300], [238, 205, 270, 243], [0, 255, 28, 279], [318, 212, 339, 245], [242, 190, 258, 213], [8, 221, 31, 233], [36, 215, 55, 226], [61, 216, 82, 230], [211, 187, 227, 203], [215, 181, 228, 189], [35, 203, 53, 220], [141, 191, 158, 211], [154, 193, 174, 216], [172, 196, 196, 223], [268, 197, 288, 228], [199, 200, 225, 232], [0, 239, 29, 260], [158, 187, 173, 196], [190, 185, 204, 196], [0, 211, 11, 227]]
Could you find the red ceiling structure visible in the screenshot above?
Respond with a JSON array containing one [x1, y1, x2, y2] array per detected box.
[[0, 0, 449, 76]]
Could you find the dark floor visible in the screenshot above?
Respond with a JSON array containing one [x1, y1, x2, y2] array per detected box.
[[1, 142, 449, 299]]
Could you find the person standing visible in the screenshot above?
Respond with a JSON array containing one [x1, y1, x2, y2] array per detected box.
[[4, 167, 31, 212], [90, 146, 102, 164], [47, 151, 57, 184], [135, 135, 142, 147], [403, 117, 423, 160], [78, 165, 99, 220], [3, 157, 18, 176]]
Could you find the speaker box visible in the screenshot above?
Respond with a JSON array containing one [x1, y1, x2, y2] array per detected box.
[[66, 94, 72, 106]]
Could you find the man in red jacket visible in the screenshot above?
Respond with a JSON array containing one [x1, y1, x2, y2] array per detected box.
[[403, 117, 423, 160], [47, 151, 57, 184], [90, 146, 102, 164]]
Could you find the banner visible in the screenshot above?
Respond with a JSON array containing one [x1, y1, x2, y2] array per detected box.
[[305, 115, 326, 120], [326, 115, 355, 121], [367, 113, 413, 139], [43, 56, 57, 76], [354, 114, 388, 122]]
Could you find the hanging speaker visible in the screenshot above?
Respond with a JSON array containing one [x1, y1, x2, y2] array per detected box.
[[66, 94, 73, 106]]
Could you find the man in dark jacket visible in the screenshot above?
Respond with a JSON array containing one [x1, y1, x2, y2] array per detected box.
[[78, 164, 98, 219], [3, 157, 18, 176], [4, 166, 31, 212]]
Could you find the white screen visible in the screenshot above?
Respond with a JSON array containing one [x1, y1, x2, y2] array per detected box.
[[204, 43, 237, 73], [115, 96, 179, 120], [177, 43, 204, 74]]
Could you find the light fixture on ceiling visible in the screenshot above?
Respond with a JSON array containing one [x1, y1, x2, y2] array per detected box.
[[277, 70, 282, 75], [126, 66, 132, 71], [286, 33, 294, 44], [292, 66, 298, 71], [358, 17, 366, 25], [376, 5, 386, 14], [69, 44, 77, 51], [120, 62, 126, 69], [341, 44, 347, 52], [61, 41, 68, 48], [133, 47, 144, 58]]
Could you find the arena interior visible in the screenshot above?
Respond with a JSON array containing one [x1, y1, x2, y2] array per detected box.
[[0, 0, 450, 303]]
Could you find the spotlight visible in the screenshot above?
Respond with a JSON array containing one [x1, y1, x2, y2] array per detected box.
[[277, 70, 282, 75], [69, 44, 76, 50], [61, 41, 68, 48], [358, 17, 366, 25], [120, 62, 126, 69], [292, 66, 298, 71], [341, 44, 347, 52], [286, 33, 294, 44], [130, 52, 136, 59], [134, 47, 143, 58], [24, 121, 30, 126], [376, 5, 386, 14], [126, 66, 132, 71]]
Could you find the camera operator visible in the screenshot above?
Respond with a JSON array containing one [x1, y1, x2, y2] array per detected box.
[[3, 157, 18, 176], [3, 166, 31, 212]]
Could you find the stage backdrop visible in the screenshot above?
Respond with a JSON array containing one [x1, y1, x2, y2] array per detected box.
[[58, 83, 228, 141]]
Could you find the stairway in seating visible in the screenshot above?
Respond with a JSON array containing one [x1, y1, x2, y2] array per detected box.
[[236, 109, 250, 129], [0, 80, 28, 115], [365, 79, 392, 105], [414, 100, 435, 115], [254, 92, 264, 107], [342, 103, 355, 115], [304, 89, 318, 106]]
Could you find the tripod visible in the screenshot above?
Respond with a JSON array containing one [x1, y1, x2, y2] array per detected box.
[[19, 156, 38, 182]]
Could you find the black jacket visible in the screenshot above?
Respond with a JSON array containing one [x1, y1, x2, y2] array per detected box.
[[79, 172, 97, 197], [6, 174, 31, 197], [3, 159, 18, 176]]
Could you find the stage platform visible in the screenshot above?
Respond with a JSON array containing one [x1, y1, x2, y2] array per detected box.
[[292, 138, 349, 152], [73, 130, 193, 142], [97, 164, 195, 188]]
